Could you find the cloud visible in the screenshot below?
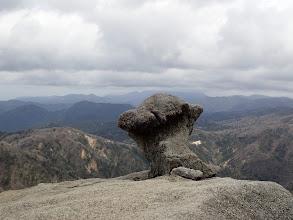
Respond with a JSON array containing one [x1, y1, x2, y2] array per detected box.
[[0, 1, 226, 71], [0, 0, 22, 11], [218, 0, 293, 70], [0, 0, 293, 99], [0, 9, 101, 71]]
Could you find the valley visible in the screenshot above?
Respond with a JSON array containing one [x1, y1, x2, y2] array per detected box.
[[0, 92, 293, 192], [190, 110, 293, 190], [0, 127, 147, 192]]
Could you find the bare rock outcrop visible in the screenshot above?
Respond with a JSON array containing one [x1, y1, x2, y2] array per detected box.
[[118, 93, 216, 178], [1, 176, 292, 219], [171, 167, 203, 180]]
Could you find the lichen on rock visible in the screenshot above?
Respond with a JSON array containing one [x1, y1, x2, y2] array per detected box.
[[118, 93, 216, 179]]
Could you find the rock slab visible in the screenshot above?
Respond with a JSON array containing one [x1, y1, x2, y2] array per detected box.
[[171, 167, 203, 180], [1, 177, 292, 219], [118, 93, 216, 178]]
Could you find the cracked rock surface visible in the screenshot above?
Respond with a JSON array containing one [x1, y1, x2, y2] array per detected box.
[[118, 93, 216, 178]]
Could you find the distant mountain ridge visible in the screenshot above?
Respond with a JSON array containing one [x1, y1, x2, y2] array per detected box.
[[0, 100, 29, 114], [105, 91, 293, 112], [0, 102, 134, 132], [61, 101, 134, 125], [1, 91, 293, 193], [1, 91, 293, 133], [0, 104, 52, 131], [9, 91, 293, 112], [103, 90, 207, 107], [16, 94, 106, 104]]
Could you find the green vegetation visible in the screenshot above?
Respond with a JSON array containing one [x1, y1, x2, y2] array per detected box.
[[77, 135, 88, 146], [1, 106, 293, 192], [1, 177, 10, 186], [0, 127, 148, 192], [189, 111, 293, 191]]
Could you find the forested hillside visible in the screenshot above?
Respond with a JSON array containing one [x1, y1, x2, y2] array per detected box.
[[0, 127, 147, 192], [189, 109, 293, 190]]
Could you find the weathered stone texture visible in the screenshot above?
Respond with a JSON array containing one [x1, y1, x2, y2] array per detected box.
[[118, 93, 216, 178], [171, 167, 203, 180]]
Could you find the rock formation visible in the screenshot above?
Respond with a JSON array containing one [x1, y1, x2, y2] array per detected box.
[[171, 167, 203, 180], [118, 93, 216, 178], [1, 176, 292, 219]]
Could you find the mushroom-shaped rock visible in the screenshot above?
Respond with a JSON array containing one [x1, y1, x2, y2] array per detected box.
[[118, 93, 216, 179]]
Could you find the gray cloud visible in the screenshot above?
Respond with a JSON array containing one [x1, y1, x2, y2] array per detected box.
[[0, 0, 293, 99], [0, 0, 23, 11]]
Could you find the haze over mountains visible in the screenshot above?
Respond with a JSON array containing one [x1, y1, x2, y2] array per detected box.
[[11, 90, 293, 111], [16, 94, 107, 105], [1, 90, 293, 132], [0, 101, 134, 132], [1, 91, 293, 192]]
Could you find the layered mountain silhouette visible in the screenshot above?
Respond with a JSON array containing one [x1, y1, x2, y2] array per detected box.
[[7, 91, 293, 111], [1, 91, 293, 132], [1, 93, 293, 219], [1, 91, 293, 192], [0, 101, 134, 132], [16, 94, 106, 105]]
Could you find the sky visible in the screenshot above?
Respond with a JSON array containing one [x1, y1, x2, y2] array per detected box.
[[0, 0, 293, 100]]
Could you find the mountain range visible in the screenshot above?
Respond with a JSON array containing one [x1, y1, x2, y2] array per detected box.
[[7, 90, 293, 111], [1, 91, 293, 133], [189, 107, 293, 190], [0, 127, 147, 192], [0, 101, 134, 132], [1, 91, 293, 192], [103, 91, 292, 111], [16, 94, 106, 105]]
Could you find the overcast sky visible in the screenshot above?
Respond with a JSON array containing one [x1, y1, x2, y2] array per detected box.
[[0, 0, 293, 100]]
